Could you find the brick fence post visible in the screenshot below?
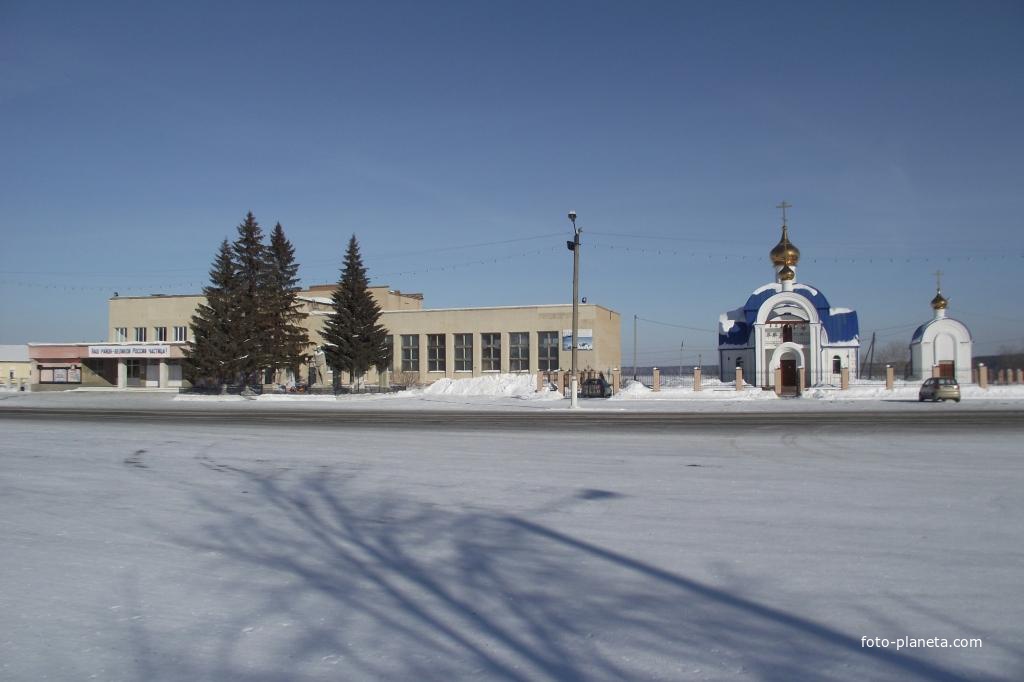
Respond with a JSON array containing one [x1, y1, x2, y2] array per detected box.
[[840, 367, 849, 390], [735, 367, 743, 391], [611, 369, 620, 395], [652, 367, 660, 392], [978, 364, 988, 389], [693, 367, 701, 392], [885, 365, 894, 391], [774, 367, 782, 396]]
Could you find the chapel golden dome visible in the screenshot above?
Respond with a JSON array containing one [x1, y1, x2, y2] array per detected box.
[[770, 224, 800, 267], [779, 264, 795, 281], [931, 290, 948, 310]]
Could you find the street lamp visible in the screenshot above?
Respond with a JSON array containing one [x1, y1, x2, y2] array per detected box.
[[567, 210, 582, 409], [679, 339, 684, 380]]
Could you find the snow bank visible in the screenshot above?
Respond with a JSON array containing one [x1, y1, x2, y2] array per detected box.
[[414, 373, 561, 400], [611, 378, 771, 401]]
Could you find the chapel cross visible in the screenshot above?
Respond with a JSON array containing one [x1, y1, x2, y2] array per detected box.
[[777, 200, 792, 225], [934, 269, 943, 291]]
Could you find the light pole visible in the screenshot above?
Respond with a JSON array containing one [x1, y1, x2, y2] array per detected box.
[[633, 314, 638, 381], [567, 211, 582, 409], [679, 339, 684, 380]]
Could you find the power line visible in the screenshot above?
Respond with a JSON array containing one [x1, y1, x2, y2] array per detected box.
[[636, 316, 716, 333]]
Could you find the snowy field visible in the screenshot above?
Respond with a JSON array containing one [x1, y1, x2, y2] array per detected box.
[[1, 412, 1022, 681]]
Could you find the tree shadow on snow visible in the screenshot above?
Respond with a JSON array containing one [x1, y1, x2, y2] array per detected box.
[[145, 466, 1008, 682]]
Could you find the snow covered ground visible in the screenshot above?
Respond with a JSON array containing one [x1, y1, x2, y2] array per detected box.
[[1, 413, 1022, 680], [3, 371, 1024, 413]]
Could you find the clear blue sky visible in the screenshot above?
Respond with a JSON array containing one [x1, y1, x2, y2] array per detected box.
[[2, 1, 1022, 364]]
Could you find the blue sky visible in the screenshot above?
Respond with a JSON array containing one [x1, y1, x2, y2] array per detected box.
[[2, 0, 1022, 364]]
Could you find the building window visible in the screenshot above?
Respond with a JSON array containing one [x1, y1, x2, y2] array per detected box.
[[482, 333, 501, 372], [833, 356, 842, 374], [401, 334, 419, 372], [539, 331, 559, 371], [427, 334, 446, 372], [126, 359, 141, 379], [454, 333, 473, 372], [115, 327, 128, 342], [173, 326, 187, 342], [154, 326, 167, 342], [134, 327, 147, 342], [509, 332, 529, 372]]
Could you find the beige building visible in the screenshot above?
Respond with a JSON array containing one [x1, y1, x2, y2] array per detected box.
[[0, 345, 31, 388], [28, 286, 620, 389]]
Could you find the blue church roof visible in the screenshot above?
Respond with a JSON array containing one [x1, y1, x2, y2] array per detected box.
[[719, 282, 860, 347]]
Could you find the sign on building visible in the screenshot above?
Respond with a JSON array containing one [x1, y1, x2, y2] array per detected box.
[[562, 329, 594, 351], [87, 345, 171, 358]]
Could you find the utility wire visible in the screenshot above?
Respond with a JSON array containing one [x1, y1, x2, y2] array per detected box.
[[636, 316, 717, 333]]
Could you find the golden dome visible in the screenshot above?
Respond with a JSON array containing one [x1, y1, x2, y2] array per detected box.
[[770, 224, 800, 267], [931, 291, 948, 310], [779, 264, 795, 281]]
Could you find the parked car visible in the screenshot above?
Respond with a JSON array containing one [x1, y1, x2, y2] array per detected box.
[[580, 376, 612, 398], [919, 377, 961, 402]]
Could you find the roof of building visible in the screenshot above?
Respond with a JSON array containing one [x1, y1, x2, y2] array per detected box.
[[911, 317, 972, 344], [718, 282, 859, 347], [0, 345, 29, 362]]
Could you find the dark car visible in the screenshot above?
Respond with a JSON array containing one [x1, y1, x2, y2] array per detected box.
[[580, 376, 612, 398]]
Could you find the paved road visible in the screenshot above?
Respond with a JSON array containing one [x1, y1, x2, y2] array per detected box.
[[2, 404, 1022, 431]]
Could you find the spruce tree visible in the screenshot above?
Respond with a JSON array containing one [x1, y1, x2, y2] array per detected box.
[[184, 240, 240, 389], [232, 212, 271, 388], [265, 222, 310, 383], [322, 235, 390, 389]]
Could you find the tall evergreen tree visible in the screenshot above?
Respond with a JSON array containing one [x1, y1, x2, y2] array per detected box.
[[322, 235, 390, 388], [184, 240, 240, 389], [232, 212, 271, 388], [264, 222, 310, 382]]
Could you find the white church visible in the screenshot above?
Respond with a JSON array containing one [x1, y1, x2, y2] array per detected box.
[[718, 210, 861, 395], [908, 278, 973, 384]]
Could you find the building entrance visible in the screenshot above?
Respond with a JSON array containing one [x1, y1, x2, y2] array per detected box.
[[780, 358, 799, 395]]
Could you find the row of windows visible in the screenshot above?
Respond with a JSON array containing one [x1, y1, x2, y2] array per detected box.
[[114, 326, 188, 343], [392, 331, 561, 372]]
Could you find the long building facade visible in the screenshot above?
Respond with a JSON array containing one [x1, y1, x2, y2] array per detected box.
[[28, 285, 621, 390]]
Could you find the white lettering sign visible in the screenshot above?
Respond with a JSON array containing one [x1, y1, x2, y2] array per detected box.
[[88, 345, 171, 358]]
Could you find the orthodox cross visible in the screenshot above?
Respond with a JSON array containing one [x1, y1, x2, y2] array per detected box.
[[776, 200, 792, 225], [934, 269, 943, 291]]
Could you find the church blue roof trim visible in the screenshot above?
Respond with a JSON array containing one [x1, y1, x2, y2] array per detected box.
[[718, 282, 860, 346], [911, 317, 972, 344]]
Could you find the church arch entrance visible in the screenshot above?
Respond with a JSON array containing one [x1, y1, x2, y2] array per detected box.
[[768, 343, 805, 396]]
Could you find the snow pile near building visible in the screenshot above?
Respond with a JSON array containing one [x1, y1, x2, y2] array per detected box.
[[610, 378, 772, 401], [415, 373, 561, 400], [617, 380, 651, 396]]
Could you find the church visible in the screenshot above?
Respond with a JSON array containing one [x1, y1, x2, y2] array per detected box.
[[718, 209, 860, 394], [908, 277, 973, 383]]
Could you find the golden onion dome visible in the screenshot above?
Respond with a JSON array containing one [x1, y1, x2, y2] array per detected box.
[[931, 291, 948, 310], [779, 264, 795, 281], [770, 224, 800, 267]]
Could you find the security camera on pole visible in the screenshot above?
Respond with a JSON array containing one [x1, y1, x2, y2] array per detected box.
[[567, 211, 582, 409]]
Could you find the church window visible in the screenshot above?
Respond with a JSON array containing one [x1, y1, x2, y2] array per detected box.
[[832, 356, 842, 374], [782, 325, 793, 343]]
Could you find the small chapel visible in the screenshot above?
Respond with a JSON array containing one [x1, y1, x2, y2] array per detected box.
[[718, 206, 860, 394], [908, 276, 973, 383]]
